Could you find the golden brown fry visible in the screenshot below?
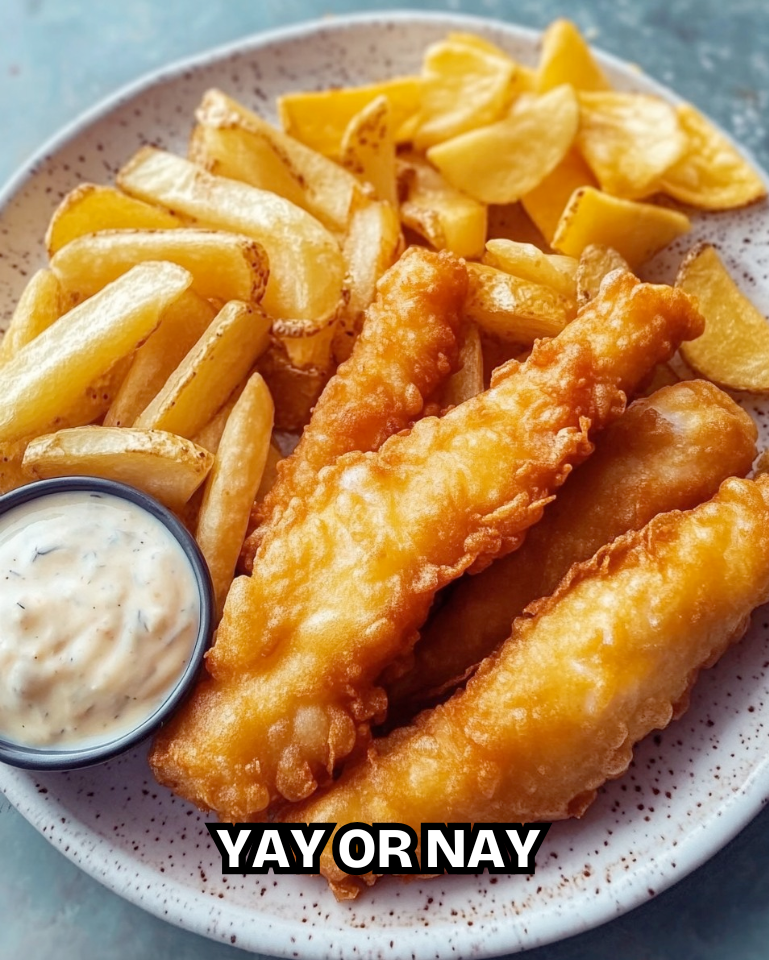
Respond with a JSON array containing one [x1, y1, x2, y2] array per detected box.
[[150, 270, 703, 819], [0, 270, 63, 365], [242, 247, 467, 570], [284, 475, 769, 899], [0, 441, 32, 496], [440, 323, 483, 409], [575, 243, 630, 304], [388, 380, 758, 710]]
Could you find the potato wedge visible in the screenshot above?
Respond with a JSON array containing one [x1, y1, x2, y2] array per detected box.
[[0, 269, 63, 365], [341, 96, 398, 206], [660, 103, 767, 210], [442, 323, 484, 408], [196, 373, 274, 616], [483, 238, 577, 300], [134, 299, 271, 438], [0, 441, 33, 495], [273, 313, 338, 371], [51, 229, 269, 307], [521, 148, 597, 243], [398, 152, 486, 259], [45, 183, 183, 257], [117, 148, 344, 322], [486, 203, 550, 249], [414, 37, 516, 149], [676, 243, 769, 392], [446, 31, 537, 93], [577, 92, 687, 199], [278, 76, 421, 157], [465, 262, 576, 343], [23, 427, 213, 510], [536, 19, 610, 92], [52, 359, 133, 432], [334, 198, 403, 362], [191, 89, 361, 233], [0, 262, 192, 444], [552, 187, 690, 267], [104, 291, 215, 428], [427, 85, 579, 204], [575, 243, 630, 303]]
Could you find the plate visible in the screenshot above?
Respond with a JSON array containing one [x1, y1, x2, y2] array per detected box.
[[1, 11, 768, 960]]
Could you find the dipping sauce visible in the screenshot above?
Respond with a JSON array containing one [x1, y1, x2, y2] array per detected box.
[[0, 489, 201, 749]]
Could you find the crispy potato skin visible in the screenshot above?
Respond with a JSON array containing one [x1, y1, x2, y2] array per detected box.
[[283, 476, 769, 899], [241, 247, 467, 571], [387, 379, 758, 711], [149, 272, 703, 819]]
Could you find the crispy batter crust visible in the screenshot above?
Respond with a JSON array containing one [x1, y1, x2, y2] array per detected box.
[[283, 476, 769, 899], [387, 379, 758, 710], [150, 272, 703, 819]]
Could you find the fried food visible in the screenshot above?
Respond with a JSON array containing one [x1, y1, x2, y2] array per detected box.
[[149, 270, 703, 819], [241, 247, 467, 570], [387, 380, 758, 711], [284, 476, 769, 899]]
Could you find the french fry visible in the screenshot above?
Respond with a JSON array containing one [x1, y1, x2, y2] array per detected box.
[[414, 37, 516, 149], [256, 442, 282, 501], [0, 441, 32, 495], [341, 96, 398, 206], [23, 427, 213, 510], [196, 373, 274, 616], [521, 148, 597, 243], [278, 76, 421, 157], [677, 243, 769, 392], [104, 291, 215, 428], [442, 323, 484, 408], [536, 19, 610, 92], [134, 300, 271, 438], [117, 147, 344, 322], [465, 262, 576, 343], [272, 313, 338, 371], [52, 359, 134, 431], [427, 85, 579, 204], [191, 89, 361, 233], [45, 183, 183, 257], [483, 238, 577, 300], [51, 229, 269, 307], [398, 152, 487, 259], [552, 187, 690, 267], [192, 381, 248, 455], [575, 243, 630, 303], [0, 262, 192, 444], [0, 269, 63, 365]]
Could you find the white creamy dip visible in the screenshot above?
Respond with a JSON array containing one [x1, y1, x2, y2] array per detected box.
[[0, 490, 201, 748]]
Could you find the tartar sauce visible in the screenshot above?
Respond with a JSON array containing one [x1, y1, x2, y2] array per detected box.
[[0, 490, 201, 748]]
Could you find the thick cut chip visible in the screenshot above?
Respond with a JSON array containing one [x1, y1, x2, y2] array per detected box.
[[575, 243, 631, 303], [660, 103, 766, 210], [45, 183, 182, 257], [272, 313, 338, 371], [537, 19, 610, 92], [521, 148, 597, 243], [465, 262, 576, 343], [0, 262, 192, 444], [117, 148, 344, 322], [677, 243, 769, 392], [340, 96, 398, 206], [414, 37, 516, 149], [278, 77, 421, 158], [0, 269, 62, 365], [428, 85, 579, 204], [51, 229, 269, 307], [445, 32, 537, 94], [135, 300, 271, 438], [398, 152, 487, 259], [23, 427, 213, 510], [484, 238, 577, 300], [191, 89, 361, 233], [192, 380, 247, 455], [577, 92, 687, 199], [104, 291, 215, 428], [552, 187, 690, 267]]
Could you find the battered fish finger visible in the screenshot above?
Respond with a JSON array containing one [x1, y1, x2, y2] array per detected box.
[[150, 271, 703, 819], [241, 247, 466, 571], [387, 379, 758, 711], [284, 475, 769, 899]]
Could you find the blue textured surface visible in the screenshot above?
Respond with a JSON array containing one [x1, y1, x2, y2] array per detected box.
[[2, 2, 769, 958]]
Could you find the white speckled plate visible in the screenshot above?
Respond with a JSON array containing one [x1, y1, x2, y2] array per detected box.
[[1, 11, 768, 960]]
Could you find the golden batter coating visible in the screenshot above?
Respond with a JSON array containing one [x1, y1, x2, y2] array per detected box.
[[284, 476, 769, 899], [387, 379, 758, 711], [150, 271, 703, 819], [241, 247, 467, 571]]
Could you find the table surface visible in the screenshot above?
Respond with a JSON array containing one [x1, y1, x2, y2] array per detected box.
[[2, 1, 769, 958]]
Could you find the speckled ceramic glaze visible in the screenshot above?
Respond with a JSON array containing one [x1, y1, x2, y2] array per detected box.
[[1, 11, 768, 959]]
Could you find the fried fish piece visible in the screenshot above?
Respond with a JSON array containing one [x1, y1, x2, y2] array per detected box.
[[387, 379, 758, 711], [150, 271, 703, 819], [241, 247, 467, 571], [284, 475, 769, 899]]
